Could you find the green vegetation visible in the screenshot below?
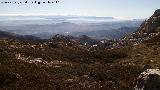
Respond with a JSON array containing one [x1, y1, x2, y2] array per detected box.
[[0, 39, 144, 90]]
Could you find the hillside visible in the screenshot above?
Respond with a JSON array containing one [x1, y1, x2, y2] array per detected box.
[[0, 30, 41, 41], [123, 9, 160, 45], [0, 37, 140, 90], [0, 30, 17, 39], [0, 9, 160, 90]]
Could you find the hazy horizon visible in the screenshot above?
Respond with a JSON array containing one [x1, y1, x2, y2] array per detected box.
[[0, 14, 148, 20], [0, 0, 160, 19]]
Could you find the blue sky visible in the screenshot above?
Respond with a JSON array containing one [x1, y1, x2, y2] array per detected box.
[[0, 0, 160, 18]]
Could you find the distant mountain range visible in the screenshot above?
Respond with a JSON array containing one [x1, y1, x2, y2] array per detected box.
[[0, 15, 143, 45], [0, 30, 41, 41], [0, 17, 143, 39], [70, 27, 138, 40]]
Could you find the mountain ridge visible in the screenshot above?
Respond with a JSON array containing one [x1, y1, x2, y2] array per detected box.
[[0, 30, 41, 41]]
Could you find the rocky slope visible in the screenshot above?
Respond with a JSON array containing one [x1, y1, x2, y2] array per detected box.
[[138, 9, 160, 33], [123, 9, 160, 45]]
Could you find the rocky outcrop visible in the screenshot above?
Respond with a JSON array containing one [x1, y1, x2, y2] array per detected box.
[[135, 69, 160, 90], [138, 9, 160, 34], [123, 9, 160, 45]]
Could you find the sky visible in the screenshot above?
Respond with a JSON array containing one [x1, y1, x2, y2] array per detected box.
[[0, 0, 160, 18]]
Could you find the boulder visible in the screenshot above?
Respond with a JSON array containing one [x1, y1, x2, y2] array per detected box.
[[135, 69, 160, 90]]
